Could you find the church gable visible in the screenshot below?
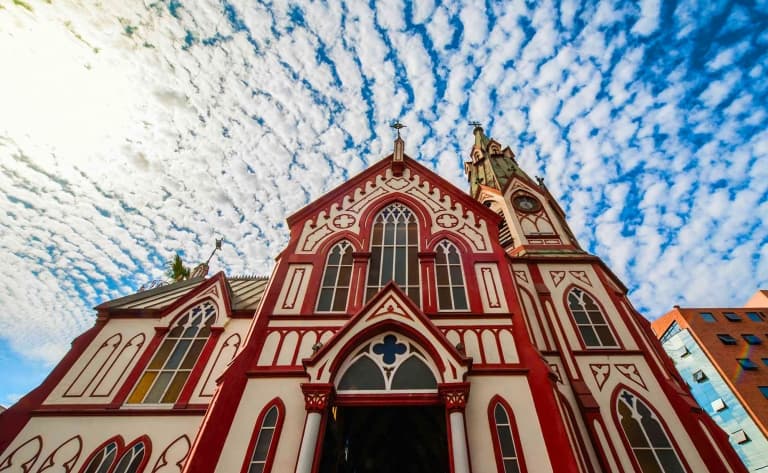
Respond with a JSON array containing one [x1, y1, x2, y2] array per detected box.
[[289, 157, 501, 255], [304, 283, 470, 386]]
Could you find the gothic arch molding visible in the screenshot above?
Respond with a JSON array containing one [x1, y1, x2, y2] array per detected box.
[[610, 384, 691, 473], [560, 284, 622, 350]]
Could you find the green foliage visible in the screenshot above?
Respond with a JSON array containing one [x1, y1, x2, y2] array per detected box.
[[166, 253, 190, 282]]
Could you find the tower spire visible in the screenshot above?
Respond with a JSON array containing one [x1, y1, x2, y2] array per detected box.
[[390, 120, 406, 175]]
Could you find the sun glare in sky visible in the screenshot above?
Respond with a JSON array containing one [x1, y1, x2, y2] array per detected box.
[[0, 0, 766, 406]]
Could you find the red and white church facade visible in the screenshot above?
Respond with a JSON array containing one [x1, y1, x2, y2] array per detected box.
[[0, 127, 747, 473]]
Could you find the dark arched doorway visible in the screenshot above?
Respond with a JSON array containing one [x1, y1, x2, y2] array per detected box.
[[318, 405, 449, 473]]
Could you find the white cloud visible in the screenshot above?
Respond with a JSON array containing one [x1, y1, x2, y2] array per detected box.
[[0, 0, 766, 399], [632, 0, 661, 36]]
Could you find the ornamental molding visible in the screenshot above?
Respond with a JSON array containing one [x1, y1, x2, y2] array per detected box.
[[438, 382, 470, 411], [301, 383, 334, 412], [296, 168, 492, 253]]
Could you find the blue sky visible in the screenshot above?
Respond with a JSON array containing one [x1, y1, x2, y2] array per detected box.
[[0, 0, 766, 406]]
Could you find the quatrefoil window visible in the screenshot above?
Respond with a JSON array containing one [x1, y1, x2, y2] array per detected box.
[[337, 334, 437, 392], [372, 335, 407, 365]]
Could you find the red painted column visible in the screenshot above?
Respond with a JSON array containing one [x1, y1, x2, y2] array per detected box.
[[419, 251, 437, 313], [349, 252, 370, 313]]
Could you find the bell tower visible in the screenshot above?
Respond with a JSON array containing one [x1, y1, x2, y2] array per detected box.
[[464, 125, 581, 254]]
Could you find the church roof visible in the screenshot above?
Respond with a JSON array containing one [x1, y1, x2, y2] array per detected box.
[[96, 275, 268, 312]]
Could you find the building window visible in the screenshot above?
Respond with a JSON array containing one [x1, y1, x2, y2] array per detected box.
[[317, 240, 353, 312], [724, 312, 741, 322], [616, 390, 685, 473], [759, 386, 768, 398], [711, 398, 727, 411], [489, 399, 525, 473], [242, 401, 283, 473], [566, 288, 618, 348], [737, 358, 758, 370], [742, 334, 762, 345], [127, 301, 216, 404], [435, 240, 468, 311], [699, 312, 716, 322], [717, 334, 737, 345], [366, 203, 419, 304], [692, 370, 707, 382], [731, 430, 750, 444], [762, 358, 768, 367], [746, 312, 763, 322], [81, 438, 148, 473]]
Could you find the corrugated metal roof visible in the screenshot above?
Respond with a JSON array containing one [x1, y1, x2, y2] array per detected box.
[[98, 277, 203, 309], [230, 277, 269, 310], [98, 275, 269, 313]]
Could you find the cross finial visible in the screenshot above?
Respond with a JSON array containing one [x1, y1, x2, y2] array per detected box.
[[205, 238, 224, 265], [469, 121, 482, 128], [390, 120, 406, 138]]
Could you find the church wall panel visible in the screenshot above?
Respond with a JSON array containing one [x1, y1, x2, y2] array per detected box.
[[44, 320, 151, 406], [273, 264, 312, 315], [2, 416, 200, 473], [465, 375, 553, 473], [214, 379, 305, 473], [539, 263, 637, 351], [474, 263, 508, 313]]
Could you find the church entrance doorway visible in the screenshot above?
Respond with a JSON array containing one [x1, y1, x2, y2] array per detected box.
[[318, 404, 449, 473]]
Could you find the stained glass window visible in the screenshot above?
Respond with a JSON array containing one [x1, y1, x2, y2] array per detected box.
[[81, 439, 146, 473], [435, 240, 468, 311], [336, 334, 437, 392], [366, 203, 420, 304], [566, 288, 618, 348], [112, 443, 145, 473], [246, 404, 280, 473], [317, 240, 354, 312], [491, 402, 523, 473], [616, 390, 685, 473], [82, 441, 118, 473], [127, 301, 216, 404]]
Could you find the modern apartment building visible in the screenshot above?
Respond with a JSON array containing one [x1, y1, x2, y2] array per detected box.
[[652, 296, 768, 471]]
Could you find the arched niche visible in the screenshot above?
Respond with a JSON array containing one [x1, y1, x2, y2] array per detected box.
[[335, 332, 439, 394]]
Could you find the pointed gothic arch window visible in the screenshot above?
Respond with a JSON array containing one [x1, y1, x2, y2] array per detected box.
[[127, 301, 216, 404], [317, 240, 353, 312], [80, 438, 148, 473], [366, 203, 420, 304], [566, 288, 618, 348], [489, 398, 526, 473], [616, 390, 686, 473], [242, 400, 284, 473], [336, 334, 437, 392], [435, 240, 468, 311]]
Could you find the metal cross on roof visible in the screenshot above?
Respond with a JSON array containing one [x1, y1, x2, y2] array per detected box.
[[390, 120, 406, 138], [469, 121, 482, 128]]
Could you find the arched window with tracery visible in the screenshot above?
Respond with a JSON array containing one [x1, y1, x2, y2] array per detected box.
[[127, 301, 216, 404], [80, 437, 148, 473], [336, 333, 438, 393], [317, 240, 353, 312], [435, 240, 468, 311], [616, 390, 686, 473], [489, 398, 526, 473], [566, 288, 617, 348], [366, 203, 420, 304], [241, 400, 284, 473]]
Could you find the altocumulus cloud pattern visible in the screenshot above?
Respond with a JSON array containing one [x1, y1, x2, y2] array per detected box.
[[0, 0, 766, 403]]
